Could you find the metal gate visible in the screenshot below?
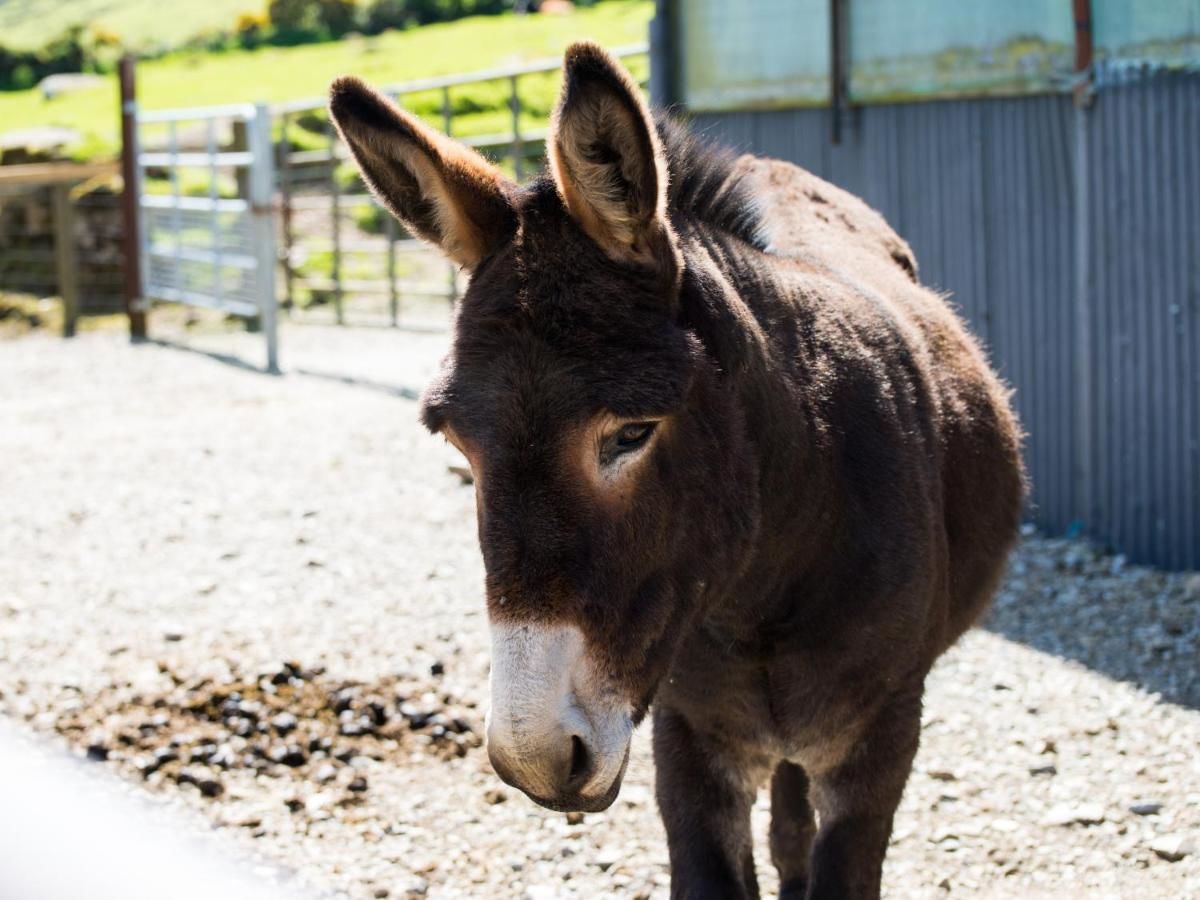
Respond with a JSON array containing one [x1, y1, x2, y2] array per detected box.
[[135, 103, 279, 372], [272, 44, 648, 328]]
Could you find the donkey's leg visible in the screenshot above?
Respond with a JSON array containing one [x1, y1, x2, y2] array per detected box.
[[769, 761, 817, 898], [805, 690, 923, 900], [653, 706, 762, 900]]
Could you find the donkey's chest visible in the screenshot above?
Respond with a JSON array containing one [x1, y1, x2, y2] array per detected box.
[[659, 635, 873, 775]]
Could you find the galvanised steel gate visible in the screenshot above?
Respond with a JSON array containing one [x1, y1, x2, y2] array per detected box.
[[135, 103, 279, 372], [271, 44, 648, 328], [129, 48, 648, 360]]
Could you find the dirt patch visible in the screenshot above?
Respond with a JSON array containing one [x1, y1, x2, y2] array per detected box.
[[43, 659, 481, 827]]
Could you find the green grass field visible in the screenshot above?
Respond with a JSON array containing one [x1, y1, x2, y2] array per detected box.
[[0, 1, 652, 160], [0, 0, 257, 51]]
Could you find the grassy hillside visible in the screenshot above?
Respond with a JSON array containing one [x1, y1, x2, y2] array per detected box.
[[0, 1, 652, 160], [0, 0, 255, 51]]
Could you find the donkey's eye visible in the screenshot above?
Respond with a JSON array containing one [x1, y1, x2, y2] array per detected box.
[[615, 422, 656, 451]]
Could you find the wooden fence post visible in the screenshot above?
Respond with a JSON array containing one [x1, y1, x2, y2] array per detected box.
[[51, 184, 79, 338], [118, 55, 147, 340]]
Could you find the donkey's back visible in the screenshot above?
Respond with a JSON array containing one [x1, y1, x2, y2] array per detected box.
[[736, 150, 1025, 648]]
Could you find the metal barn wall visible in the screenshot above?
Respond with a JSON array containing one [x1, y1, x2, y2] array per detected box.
[[1081, 73, 1199, 571], [688, 72, 1200, 570]]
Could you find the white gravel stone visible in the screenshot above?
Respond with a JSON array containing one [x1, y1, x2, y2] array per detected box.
[[1150, 835, 1195, 862]]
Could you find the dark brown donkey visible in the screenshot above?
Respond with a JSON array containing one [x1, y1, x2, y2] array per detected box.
[[330, 42, 1024, 900]]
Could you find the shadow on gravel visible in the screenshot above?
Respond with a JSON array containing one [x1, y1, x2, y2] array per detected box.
[[148, 339, 425, 401], [147, 338, 280, 376], [291, 367, 422, 401], [981, 537, 1200, 710], [286, 318, 449, 335]]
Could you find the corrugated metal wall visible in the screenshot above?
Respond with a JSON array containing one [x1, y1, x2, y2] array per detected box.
[[688, 72, 1199, 569], [1082, 73, 1200, 570]]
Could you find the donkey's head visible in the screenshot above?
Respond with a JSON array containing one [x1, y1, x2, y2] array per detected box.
[[331, 43, 758, 812]]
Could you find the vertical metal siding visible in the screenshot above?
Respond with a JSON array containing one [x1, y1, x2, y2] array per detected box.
[[690, 72, 1199, 569], [1084, 73, 1200, 568]]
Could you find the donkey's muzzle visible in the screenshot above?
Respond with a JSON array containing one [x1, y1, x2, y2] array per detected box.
[[485, 622, 633, 813]]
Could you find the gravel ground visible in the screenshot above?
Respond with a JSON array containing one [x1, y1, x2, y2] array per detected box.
[[1, 324, 1197, 899]]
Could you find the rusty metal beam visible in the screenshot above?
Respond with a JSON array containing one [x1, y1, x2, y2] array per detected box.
[[1072, 0, 1095, 107]]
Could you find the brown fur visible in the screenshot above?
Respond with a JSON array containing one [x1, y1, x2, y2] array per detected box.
[[329, 76, 517, 268], [549, 42, 671, 262], [331, 42, 1024, 900]]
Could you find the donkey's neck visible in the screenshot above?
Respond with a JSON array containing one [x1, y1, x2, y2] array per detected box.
[[677, 226, 849, 647]]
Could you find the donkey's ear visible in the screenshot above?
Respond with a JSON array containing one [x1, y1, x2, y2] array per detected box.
[[329, 76, 517, 270], [550, 42, 670, 261]]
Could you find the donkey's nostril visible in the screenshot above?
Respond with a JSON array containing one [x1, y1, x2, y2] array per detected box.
[[567, 734, 591, 787]]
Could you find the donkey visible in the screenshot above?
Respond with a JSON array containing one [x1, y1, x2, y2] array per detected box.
[[330, 42, 1024, 900]]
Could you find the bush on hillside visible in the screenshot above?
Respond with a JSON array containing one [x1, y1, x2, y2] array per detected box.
[[408, 0, 509, 26], [363, 0, 413, 33], [0, 25, 91, 91], [235, 11, 270, 49], [318, 0, 362, 37], [84, 25, 124, 69], [6, 63, 36, 90], [267, 0, 324, 42], [39, 26, 88, 73], [0, 22, 130, 89]]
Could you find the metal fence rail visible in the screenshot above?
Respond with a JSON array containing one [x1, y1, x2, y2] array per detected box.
[[273, 44, 648, 328]]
